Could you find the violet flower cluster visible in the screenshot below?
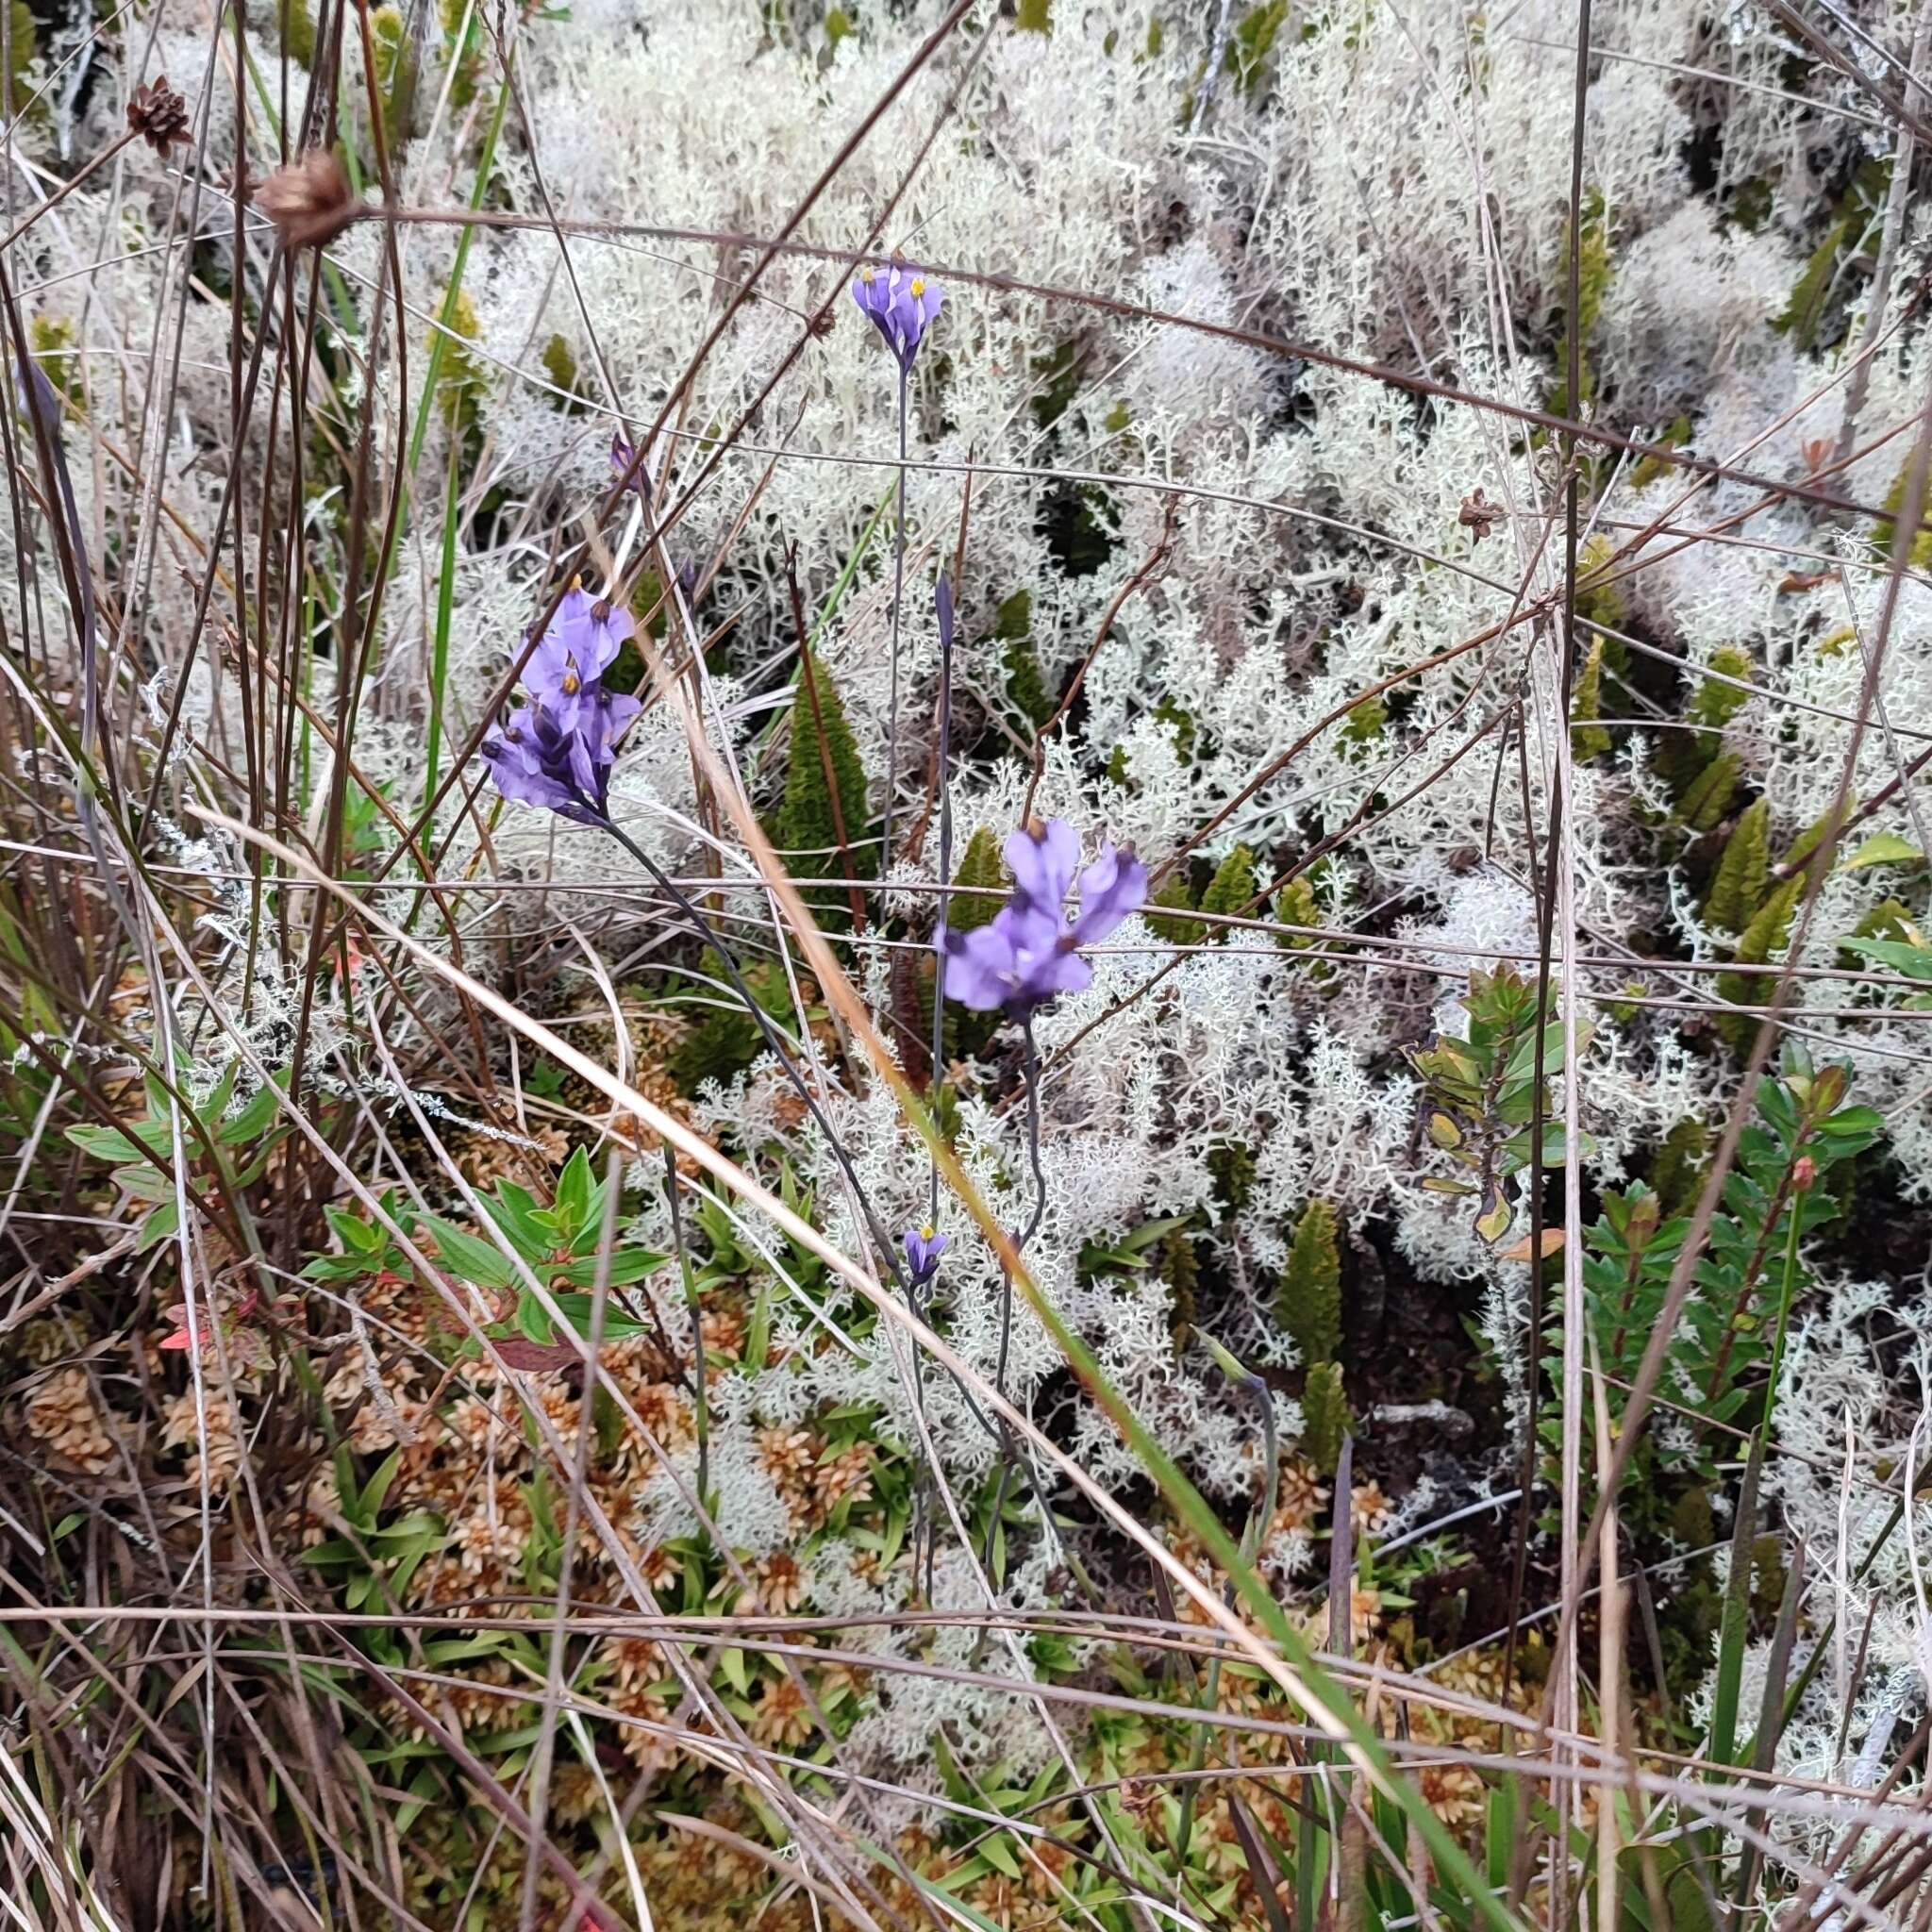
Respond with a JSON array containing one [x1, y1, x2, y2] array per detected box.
[[481, 588, 640, 824], [852, 261, 942, 372], [941, 820, 1148, 1016], [902, 1224, 949, 1287]]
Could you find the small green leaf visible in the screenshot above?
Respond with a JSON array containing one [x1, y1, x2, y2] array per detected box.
[[217, 1070, 291, 1145], [1845, 832, 1924, 870], [550, 1146, 594, 1238], [422, 1213, 519, 1291], [558, 1248, 665, 1289]]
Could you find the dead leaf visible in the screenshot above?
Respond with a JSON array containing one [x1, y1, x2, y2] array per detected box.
[[1499, 1227, 1565, 1262]]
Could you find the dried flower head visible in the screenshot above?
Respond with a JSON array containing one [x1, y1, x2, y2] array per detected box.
[[127, 75, 192, 154], [1457, 488, 1504, 543], [254, 150, 362, 252]]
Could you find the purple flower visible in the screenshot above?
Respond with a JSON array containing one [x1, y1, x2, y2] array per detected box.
[[610, 433, 643, 494], [903, 1224, 948, 1285], [852, 261, 942, 373], [482, 686, 640, 825], [523, 587, 633, 726], [483, 580, 643, 825], [940, 819, 1148, 1014]]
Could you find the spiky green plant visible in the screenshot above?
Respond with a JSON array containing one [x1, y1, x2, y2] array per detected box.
[[945, 826, 1005, 936], [1703, 796, 1768, 935], [773, 652, 873, 907], [1208, 1141, 1256, 1219], [1570, 637, 1611, 762], [1548, 189, 1610, 419], [1146, 869, 1203, 946], [1160, 1225, 1199, 1352], [431, 286, 487, 428], [1301, 1360, 1350, 1477], [1198, 844, 1257, 933], [1717, 874, 1802, 1050], [1276, 1197, 1341, 1366], [1677, 751, 1740, 832]]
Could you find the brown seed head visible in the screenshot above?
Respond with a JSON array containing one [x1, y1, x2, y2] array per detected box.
[[127, 75, 192, 155], [254, 149, 362, 252]]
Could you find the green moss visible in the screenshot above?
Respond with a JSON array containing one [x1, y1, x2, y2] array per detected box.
[[1301, 1360, 1350, 1477], [1145, 869, 1202, 946], [28, 316, 78, 405], [1341, 692, 1386, 749], [945, 827, 1005, 937], [1650, 1117, 1711, 1219], [369, 4, 418, 153], [774, 655, 873, 911], [1570, 637, 1611, 763], [1208, 1141, 1256, 1219], [1717, 875, 1803, 1050], [824, 5, 854, 44], [1703, 796, 1768, 936], [1198, 844, 1257, 931], [279, 0, 316, 69], [1677, 752, 1740, 833], [1017, 0, 1052, 29], [1276, 1197, 1341, 1367], [540, 334, 581, 410], [432, 286, 487, 429]]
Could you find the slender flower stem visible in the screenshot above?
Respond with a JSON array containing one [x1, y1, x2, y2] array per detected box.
[[661, 1140, 709, 1507], [995, 1017, 1048, 1403], [971, 1013, 1075, 1610], [926, 575, 955, 1229], [881, 363, 909, 878]]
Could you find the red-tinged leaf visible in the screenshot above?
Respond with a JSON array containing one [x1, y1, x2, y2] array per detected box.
[[490, 1336, 581, 1373]]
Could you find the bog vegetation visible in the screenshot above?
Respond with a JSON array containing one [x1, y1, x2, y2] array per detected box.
[[4, 3, 1932, 1930]]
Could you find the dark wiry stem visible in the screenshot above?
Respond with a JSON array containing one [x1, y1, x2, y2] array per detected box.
[[881, 362, 910, 878], [926, 575, 955, 1229]]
